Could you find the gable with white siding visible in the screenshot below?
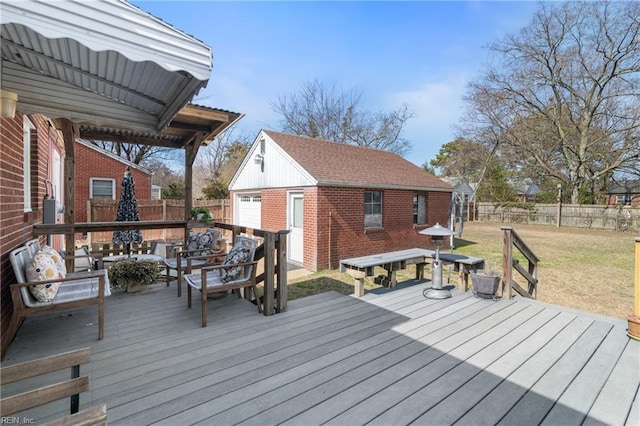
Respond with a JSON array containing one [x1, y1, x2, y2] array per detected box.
[[229, 130, 316, 191]]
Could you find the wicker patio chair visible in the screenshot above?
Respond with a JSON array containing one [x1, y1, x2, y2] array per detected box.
[[162, 228, 225, 297], [184, 235, 260, 327]]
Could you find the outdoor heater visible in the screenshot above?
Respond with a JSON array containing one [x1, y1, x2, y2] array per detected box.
[[419, 223, 455, 299]]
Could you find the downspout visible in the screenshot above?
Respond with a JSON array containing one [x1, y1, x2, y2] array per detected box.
[[328, 210, 332, 269]]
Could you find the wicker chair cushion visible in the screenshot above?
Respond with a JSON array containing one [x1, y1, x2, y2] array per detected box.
[[220, 241, 251, 283], [72, 247, 94, 272], [183, 229, 217, 258]]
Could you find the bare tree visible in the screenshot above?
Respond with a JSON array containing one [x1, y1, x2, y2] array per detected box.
[[90, 141, 179, 165], [142, 160, 184, 199], [193, 129, 252, 199], [272, 79, 413, 156], [461, 1, 640, 204]]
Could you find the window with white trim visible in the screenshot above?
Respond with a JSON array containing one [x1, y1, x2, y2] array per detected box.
[[364, 191, 382, 229], [90, 178, 115, 199], [23, 116, 35, 212], [616, 194, 631, 205]]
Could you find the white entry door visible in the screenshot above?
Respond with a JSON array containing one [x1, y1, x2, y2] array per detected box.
[[288, 193, 304, 264]]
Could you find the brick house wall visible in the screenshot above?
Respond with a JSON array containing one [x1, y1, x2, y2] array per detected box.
[[606, 194, 640, 207], [314, 187, 451, 270], [255, 185, 452, 272], [257, 188, 319, 270], [75, 142, 152, 223], [259, 188, 287, 231], [1, 112, 64, 356]]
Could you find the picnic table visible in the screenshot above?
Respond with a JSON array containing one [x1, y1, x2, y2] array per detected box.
[[340, 248, 485, 297]]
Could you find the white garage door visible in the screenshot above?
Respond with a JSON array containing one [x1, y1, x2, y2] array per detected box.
[[237, 194, 261, 229]]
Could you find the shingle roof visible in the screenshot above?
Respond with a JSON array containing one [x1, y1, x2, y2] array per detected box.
[[264, 130, 452, 191], [607, 180, 640, 194]]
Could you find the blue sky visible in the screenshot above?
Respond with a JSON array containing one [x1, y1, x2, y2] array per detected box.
[[134, 1, 539, 167]]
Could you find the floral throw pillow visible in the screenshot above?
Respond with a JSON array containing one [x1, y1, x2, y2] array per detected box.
[[25, 249, 64, 302], [183, 229, 216, 258], [41, 245, 67, 276], [220, 242, 251, 283]]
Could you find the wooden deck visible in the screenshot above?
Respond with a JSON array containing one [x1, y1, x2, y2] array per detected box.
[[2, 281, 639, 425]]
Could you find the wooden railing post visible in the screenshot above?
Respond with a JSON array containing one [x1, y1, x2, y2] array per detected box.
[[86, 200, 92, 247], [502, 226, 513, 300], [162, 200, 167, 241], [263, 232, 276, 316], [528, 257, 537, 298], [231, 225, 241, 243], [276, 230, 288, 313], [635, 237, 640, 317]]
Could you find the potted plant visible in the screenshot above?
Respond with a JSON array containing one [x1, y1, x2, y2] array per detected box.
[[191, 206, 212, 222], [108, 259, 160, 293], [470, 261, 501, 299]]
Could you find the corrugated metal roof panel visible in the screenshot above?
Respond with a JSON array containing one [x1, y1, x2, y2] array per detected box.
[[1, 0, 212, 131], [1, 0, 212, 79]]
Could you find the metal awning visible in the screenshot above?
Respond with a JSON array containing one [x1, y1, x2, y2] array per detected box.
[[0, 0, 212, 132]]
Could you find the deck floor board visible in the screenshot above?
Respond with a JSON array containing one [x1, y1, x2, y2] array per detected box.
[[2, 281, 637, 425]]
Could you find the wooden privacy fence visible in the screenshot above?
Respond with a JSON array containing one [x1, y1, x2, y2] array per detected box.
[[88, 199, 230, 243], [477, 202, 639, 231]]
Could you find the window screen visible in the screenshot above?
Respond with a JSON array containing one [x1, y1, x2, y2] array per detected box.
[[91, 179, 115, 199], [364, 191, 382, 229], [414, 193, 427, 225]]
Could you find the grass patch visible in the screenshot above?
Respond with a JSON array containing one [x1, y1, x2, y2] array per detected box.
[[287, 222, 636, 320], [288, 265, 425, 299]]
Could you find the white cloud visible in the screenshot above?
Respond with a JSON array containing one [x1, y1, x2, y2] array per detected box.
[[391, 75, 467, 131], [386, 74, 470, 165], [196, 70, 281, 137]]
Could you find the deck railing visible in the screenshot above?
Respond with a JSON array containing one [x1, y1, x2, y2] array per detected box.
[[33, 220, 289, 315], [212, 222, 289, 315], [501, 226, 539, 299]]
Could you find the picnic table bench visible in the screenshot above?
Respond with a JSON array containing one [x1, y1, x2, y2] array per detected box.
[[340, 248, 485, 297]]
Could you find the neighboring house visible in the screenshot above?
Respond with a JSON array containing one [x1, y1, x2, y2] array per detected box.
[[511, 179, 540, 202], [606, 180, 640, 207], [229, 130, 453, 271], [442, 177, 475, 202], [75, 139, 153, 224]]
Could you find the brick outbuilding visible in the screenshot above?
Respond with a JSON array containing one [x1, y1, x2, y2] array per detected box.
[[229, 130, 454, 272]]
